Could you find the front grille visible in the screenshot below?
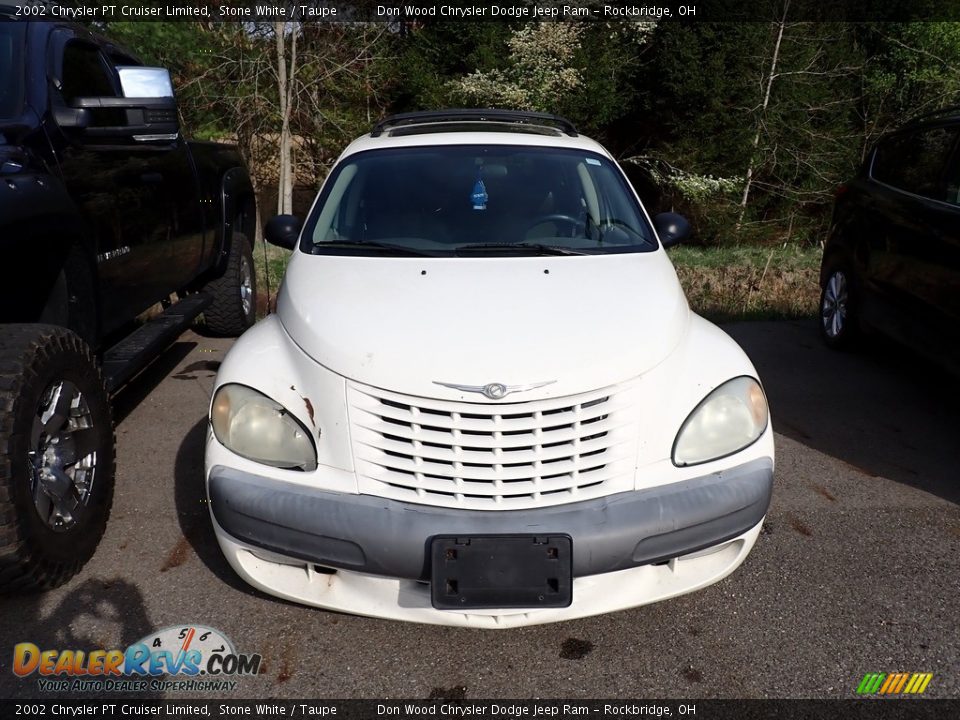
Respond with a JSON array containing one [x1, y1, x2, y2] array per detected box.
[[347, 381, 639, 510]]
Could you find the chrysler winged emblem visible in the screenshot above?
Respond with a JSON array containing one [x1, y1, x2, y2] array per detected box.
[[433, 380, 556, 400]]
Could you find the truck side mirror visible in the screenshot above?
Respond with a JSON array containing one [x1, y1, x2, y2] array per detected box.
[[654, 212, 691, 248], [265, 215, 302, 250], [117, 67, 175, 99], [63, 67, 180, 143]]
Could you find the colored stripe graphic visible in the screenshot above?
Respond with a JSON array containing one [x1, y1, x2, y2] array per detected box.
[[857, 672, 932, 695], [879, 674, 897, 694], [892, 673, 909, 694], [857, 673, 886, 694]]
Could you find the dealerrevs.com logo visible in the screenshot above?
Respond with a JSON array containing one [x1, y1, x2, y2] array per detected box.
[[13, 625, 262, 693]]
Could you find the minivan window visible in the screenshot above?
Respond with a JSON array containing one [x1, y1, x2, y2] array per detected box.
[[302, 145, 657, 257], [0, 23, 26, 120], [872, 126, 958, 201]]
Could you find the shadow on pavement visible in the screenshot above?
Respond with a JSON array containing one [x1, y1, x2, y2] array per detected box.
[[726, 319, 960, 505], [111, 340, 196, 424], [0, 578, 159, 699], [174, 419, 274, 597]]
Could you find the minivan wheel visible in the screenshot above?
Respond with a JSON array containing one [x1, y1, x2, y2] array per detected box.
[[820, 265, 859, 349]]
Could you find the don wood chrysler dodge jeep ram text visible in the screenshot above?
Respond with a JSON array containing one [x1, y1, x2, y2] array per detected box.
[[205, 110, 775, 628]]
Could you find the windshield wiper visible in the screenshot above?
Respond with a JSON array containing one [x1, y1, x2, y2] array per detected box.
[[311, 240, 434, 257], [454, 242, 586, 256]]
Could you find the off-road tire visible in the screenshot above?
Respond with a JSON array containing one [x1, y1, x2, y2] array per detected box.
[[0, 325, 115, 591], [203, 233, 257, 336]]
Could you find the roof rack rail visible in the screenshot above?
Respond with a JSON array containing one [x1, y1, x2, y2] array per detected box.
[[370, 109, 579, 138], [905, 105, 960, 126]]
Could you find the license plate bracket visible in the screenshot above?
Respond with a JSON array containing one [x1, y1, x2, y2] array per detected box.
[[430, 535, 572, 610]]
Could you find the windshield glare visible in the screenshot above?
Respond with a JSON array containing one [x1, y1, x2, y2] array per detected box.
[[303, 145, 656, 256], [0, 23, 25, 121]]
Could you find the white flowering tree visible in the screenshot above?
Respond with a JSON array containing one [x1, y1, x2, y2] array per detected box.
[[625, 156, 741, 205], [451, 23, 584, 112]]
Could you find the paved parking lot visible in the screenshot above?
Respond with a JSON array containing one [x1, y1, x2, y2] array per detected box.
[[1, 320, 957, 699]]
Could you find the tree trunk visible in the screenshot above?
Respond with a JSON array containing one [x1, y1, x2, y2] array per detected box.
[[737, 0, 789, 234], [276, 21, 297, 216]]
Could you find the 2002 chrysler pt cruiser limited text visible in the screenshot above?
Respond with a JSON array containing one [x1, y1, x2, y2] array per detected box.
[[204, 110, 775, 627]]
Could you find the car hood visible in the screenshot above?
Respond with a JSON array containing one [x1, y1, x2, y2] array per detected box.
[[276, 252, 689, 400]]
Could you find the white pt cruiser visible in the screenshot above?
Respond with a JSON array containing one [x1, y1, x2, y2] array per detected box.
[[205, 110, 775, 628]]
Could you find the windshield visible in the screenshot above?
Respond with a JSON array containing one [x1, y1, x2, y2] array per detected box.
[[0, 23, 26, 121], [301, 145, 657, 257]]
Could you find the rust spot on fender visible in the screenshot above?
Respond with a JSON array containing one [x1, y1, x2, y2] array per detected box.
[[290, 385, 316, 428]]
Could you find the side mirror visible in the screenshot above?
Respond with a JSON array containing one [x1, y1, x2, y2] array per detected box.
[[61, 67, 179, 142], [117, 67, 175, 99], [654, 212, 691, 248], [265, 215, 302, 250]]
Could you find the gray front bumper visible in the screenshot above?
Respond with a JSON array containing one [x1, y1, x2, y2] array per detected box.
[[209, 458, 773, 581]]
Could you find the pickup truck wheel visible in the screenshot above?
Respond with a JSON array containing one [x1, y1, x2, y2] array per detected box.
[[0, 325, 115, 592], [203, 233, 257, 336]]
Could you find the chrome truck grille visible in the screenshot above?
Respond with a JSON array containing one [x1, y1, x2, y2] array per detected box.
[[347, 381, 640, 510]]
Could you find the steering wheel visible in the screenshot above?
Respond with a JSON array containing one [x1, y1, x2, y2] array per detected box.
[[523, 213, 585, 238]]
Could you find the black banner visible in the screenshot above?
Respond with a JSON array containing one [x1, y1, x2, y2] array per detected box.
[[1, 700, 958, 720], [7, 0, 960, 23]]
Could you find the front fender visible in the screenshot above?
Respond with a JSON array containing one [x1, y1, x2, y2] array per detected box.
[[209, 315, 356, 491], [630, 314, 775, 488]]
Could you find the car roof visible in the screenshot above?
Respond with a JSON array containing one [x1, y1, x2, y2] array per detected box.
[[340, 128, 614, 164], [337, 110, 614, 162]]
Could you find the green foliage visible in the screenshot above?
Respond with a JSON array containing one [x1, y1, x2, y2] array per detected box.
[[668, 244, 821, 272], [449, 23, 585, 111], [390, 23, 513, 111], [860, 22, 960, 139], [98, 18, 960, 249], [104, 22, 226, 138], [636, 20, 865, 244], [394, 20, 651, 138], [639, 22, 763, 173]]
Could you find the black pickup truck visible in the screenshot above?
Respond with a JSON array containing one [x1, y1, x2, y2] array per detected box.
[[0, 17, 258, 591]]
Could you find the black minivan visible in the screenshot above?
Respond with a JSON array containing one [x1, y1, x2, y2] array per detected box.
[[820, 111, 960, 370]]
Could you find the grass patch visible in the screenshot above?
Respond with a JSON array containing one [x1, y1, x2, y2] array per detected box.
[[253, 241, 293, 314], [253, 241, 823, 323], [667, 245, 821, 271], [668, 245, 822, 322]]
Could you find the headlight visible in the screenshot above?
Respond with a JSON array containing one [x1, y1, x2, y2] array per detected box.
[[672, 376, 768, 467], [210, 384, 318, 471]]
